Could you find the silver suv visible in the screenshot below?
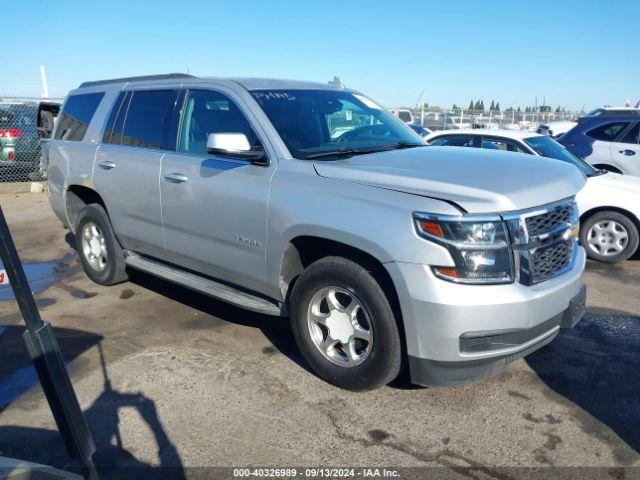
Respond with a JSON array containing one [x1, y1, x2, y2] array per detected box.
[[48, 74, 587, 390]]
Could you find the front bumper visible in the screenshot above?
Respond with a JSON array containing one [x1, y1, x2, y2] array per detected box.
[[385, 247, 586, 387]]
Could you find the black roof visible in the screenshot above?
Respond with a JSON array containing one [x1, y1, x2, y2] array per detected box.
[[79, 73, 195, 88]]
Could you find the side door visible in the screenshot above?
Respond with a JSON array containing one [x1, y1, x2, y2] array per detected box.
[[160, 88, 274, 294], [583, 121, 631, 167], [93, 88, 180, 258], [609, 122, 640, 175]]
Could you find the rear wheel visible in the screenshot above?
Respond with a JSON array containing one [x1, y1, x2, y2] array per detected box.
[[580, 211, 639, 263], [76, 204, 128, 285], [290, 256, 402, 391]]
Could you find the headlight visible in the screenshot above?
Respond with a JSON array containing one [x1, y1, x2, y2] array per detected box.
[[414, 213, 514, 284]]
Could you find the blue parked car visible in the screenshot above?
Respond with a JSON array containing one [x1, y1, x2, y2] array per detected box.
[[408, 123, 432, 138], [559, 108, 640, 176]]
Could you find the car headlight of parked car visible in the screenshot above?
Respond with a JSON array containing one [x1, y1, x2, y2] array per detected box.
[[414, 213, 513, 284]]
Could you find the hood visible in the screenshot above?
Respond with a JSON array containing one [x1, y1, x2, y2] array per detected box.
[[314, 146, 586, 213], [588, 171, 640, 193]]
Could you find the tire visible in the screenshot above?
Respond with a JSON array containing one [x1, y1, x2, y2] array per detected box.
[[580, 211, 639, 263], [290, 256, 402, 391], [75, 204, 128, 285]]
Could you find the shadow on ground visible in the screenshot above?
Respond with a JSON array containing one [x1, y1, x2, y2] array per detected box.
[[0, 323, 186, 479], [526, 307, 640, 460], [128, 269, 310, 374]]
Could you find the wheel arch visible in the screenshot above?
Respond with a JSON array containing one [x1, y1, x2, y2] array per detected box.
[[66, 184, 108, 233], [592, 164, 623, 174], [279, 235, 406, 351]]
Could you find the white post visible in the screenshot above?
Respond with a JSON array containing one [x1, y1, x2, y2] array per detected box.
[[40, 65, 49, 99]]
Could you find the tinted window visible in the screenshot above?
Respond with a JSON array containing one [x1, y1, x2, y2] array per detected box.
[[178, 90, 257, 155], [586, 122, 630, 141], [430, 135, 475, 147], [54, 92, 105, 141], [102, 92, 128, 144], [524, 135, 597, 176], [619, 123, 640, 144], [251, 89, 420, 159], [482, 137, 527, 153], [121, 90, 178, 150]]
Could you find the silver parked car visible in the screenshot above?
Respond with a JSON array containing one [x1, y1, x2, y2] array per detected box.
[[48, 74, 587, 390]]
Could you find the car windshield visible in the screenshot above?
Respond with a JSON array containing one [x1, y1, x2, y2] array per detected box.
[[250, 89, 422, 159], [524, 135, 599, 176]]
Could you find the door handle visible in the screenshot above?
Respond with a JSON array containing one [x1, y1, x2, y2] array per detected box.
[[619, 149, 636, 156], [97, 160, 116, 170], [164, 172, 188, 183]]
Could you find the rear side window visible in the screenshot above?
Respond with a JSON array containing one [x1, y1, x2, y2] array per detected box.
[[481, 138, 527, 153], [54, 92, 105, 141], [120, 90, 178, 150], [102, 92, 129, 144], [619, 123, 640, 144], [586, 122, 630, 142], [429, 135, 476, 147]]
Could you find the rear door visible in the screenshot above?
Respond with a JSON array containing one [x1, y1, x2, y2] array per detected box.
[[583, 121, 631, 167], [93, 88, 180, 258], [609, 122, 640, 176]]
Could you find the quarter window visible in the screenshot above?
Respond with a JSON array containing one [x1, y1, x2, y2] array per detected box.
[[120, 90, 179, 150], [586, 122, 630, 142], [178, 90, 256, 155], [54, 92, 105, 141]]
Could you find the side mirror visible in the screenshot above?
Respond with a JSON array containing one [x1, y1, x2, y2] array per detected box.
[[206, 133, 266, 164]]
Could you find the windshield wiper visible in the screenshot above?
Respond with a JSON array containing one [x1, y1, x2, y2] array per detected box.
[[305, 142, 424, 159], [387, 141, 424, 149], [305, 146, 393, 159]]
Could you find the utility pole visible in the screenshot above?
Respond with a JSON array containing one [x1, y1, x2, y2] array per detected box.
[[39, 65, 50, 99]]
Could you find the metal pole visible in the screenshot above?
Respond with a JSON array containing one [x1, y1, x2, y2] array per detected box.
[[39, 65, 50, 99], [0, 205, 96, 477]]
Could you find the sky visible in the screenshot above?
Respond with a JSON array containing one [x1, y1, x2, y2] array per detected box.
[[2, 0, 638, 111]]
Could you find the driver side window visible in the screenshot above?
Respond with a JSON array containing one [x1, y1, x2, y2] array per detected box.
[[178, 90, 257, 155]]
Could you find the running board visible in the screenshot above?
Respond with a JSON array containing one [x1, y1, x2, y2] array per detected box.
[[124, 253, 282, 316]]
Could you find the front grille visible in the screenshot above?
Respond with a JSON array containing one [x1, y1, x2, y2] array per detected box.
[[531, 241, 573, 282], [525, 202, 575, 237], [507, 199, 578, 285]]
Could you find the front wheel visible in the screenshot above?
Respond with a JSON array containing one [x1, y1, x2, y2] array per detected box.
[[580, 211, 639, 263], [290, 256, 402, 391]]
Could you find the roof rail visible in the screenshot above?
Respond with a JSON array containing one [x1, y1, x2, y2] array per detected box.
[[79, 73, 195, 88]]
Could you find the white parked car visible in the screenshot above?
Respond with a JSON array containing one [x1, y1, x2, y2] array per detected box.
[[426, 129, 640, 262], [389, 108, 414, 124], [537, 120, 577, 138]]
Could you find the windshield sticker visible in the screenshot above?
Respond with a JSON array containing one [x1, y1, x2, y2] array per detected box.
[[354, 94, 382, 110], [252, 92, 296, 101]]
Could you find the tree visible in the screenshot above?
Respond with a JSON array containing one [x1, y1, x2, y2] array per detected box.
[[452, 104, 460, 111], [468, 100, 474, 111], [495, 102, 500, 112], [479, 100, 485, 112], [474, 100, 481, 111], [517, 106, 522, 113], [489, 100, 495, 111]]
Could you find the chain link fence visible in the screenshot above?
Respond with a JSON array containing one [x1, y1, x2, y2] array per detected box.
[[405, 107, 582, 131], [0, 97, 62, 194]]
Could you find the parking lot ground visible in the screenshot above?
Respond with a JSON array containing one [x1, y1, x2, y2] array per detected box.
[[0, 191, 638, 478]]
